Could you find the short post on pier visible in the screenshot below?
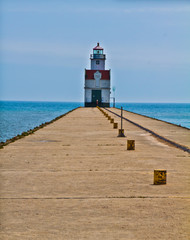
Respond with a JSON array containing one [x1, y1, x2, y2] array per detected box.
[[110, 118, 114, 123], [127, 140, 135, 150], [154, 170, 167, 185]]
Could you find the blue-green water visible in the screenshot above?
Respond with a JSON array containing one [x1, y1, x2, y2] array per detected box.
[[115, 103, 190, 129], [0, 101, 83, 142], [0, 101, 189, 142]]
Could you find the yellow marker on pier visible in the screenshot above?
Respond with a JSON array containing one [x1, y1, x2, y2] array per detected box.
[[110, 118, 114, 123], [127, 140, 135, 150], [154, 170, 167, 185]]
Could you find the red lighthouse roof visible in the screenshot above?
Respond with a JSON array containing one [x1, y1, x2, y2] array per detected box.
[[93, 42, 103, 50]]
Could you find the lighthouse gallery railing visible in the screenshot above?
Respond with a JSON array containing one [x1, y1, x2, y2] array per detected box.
[[90, 54, 106, 59]]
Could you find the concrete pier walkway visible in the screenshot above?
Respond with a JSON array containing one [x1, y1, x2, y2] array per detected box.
[[0, 107, 189, 239]]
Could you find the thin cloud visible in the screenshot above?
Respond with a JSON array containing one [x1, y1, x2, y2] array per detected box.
[[1, 41, 87, 58], [116, 0, 190, 2], [123, 7, 190, 13], [4, 5, 190, 14], [0, 41, 89, 67], [1, 41, 189, 70]]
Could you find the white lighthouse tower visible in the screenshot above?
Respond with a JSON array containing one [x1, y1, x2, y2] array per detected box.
[[84, 43, 111, 107]]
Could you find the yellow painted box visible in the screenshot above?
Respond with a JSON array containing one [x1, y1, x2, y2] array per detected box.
[[127, 140, 135, 150], [154, 170, 167, 185]]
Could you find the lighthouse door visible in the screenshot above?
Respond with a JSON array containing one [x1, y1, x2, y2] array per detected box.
[[92, 90, 101, 106]]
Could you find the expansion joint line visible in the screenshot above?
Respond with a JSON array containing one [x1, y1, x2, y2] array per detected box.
[[105, 108, 190, 154], [0, 196, 189, 200]]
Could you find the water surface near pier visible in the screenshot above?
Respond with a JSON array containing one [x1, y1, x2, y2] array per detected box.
[[0, 101, 189, 142], [0, 101, 83, 142], [116, 102, 190, 129]]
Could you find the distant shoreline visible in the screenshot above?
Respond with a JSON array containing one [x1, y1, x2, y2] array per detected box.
[[0, 100, 190, 104]]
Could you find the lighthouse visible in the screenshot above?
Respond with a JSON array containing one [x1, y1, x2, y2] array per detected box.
[[84, 43, 111, 107]]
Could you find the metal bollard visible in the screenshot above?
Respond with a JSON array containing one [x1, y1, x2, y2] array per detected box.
[[127, 140, 135, 150], [118, 106, 126, 137], [154, 170, 167, 185]]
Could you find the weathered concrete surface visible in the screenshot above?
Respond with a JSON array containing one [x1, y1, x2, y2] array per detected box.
[[0, 107, 189, 239]]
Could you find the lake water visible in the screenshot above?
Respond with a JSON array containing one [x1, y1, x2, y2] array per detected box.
[[0, 101, 189, 142], [115, 102, 190, 129]]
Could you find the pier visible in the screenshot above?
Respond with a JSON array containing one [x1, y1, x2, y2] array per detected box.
[[0, 107, 190, 239]]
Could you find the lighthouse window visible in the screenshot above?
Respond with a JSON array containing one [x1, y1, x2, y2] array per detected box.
[[96, 60, 100, 65]]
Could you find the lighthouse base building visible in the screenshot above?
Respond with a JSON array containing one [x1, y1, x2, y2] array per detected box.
[[84, 43, 111, 107]]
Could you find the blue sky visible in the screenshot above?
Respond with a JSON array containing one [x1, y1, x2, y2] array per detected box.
[[1, 0, 190, 102]]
